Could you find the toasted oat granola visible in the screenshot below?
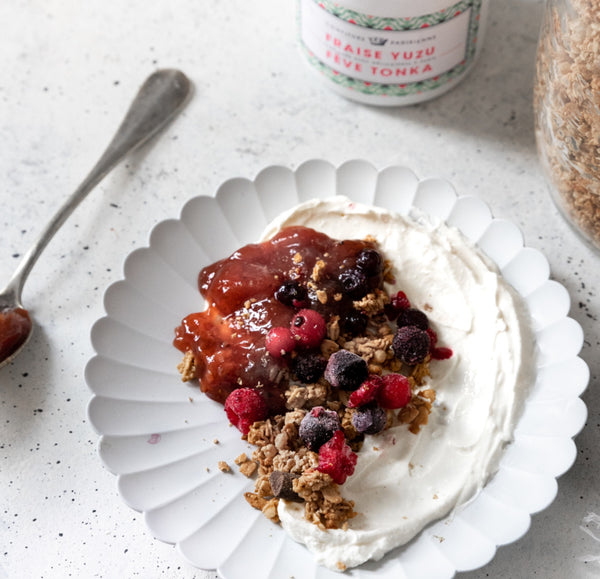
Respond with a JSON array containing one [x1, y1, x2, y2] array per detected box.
[[534, 0, 600, 248]]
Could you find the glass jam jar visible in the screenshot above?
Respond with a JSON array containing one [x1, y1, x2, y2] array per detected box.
[[297, 0, 490, 106], [533, 0, 600, 252]]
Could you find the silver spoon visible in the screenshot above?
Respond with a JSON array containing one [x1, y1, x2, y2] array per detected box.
[[0, 68, 192, 368]]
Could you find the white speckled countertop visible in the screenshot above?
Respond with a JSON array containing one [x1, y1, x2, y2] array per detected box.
[[1, 0, 598, 578]]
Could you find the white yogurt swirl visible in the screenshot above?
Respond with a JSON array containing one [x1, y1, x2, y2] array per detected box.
[[260, 197, 536, 572]]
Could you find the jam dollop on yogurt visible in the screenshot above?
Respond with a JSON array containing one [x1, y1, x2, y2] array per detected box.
[[173, 225, 385, 413]]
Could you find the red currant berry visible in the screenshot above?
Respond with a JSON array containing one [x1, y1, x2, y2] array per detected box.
[[265, 326, 296, 358], [290, 309, 327, 348]]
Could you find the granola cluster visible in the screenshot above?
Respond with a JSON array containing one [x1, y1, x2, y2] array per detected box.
[[534, 0, 600, 249]]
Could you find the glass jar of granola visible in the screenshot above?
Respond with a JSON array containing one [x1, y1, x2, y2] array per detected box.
[[534, 0, 600, 252], [297, 0, 491, 106]]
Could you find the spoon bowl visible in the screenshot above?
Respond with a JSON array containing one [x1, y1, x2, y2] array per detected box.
[[0, 68, 192, 368]]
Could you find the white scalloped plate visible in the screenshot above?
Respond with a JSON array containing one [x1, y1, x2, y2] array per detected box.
[[86, 160, 589, 578]]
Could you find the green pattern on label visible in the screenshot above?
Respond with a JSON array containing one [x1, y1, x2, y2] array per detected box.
[[314, 0, 475, 31], [299, 0, 483, 99]]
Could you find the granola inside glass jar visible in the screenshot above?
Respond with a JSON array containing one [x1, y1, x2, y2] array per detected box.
[[533, 0, 600, 252]]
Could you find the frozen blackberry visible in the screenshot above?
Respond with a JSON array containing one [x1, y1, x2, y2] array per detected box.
[[324, 349, 369, 390], [275, 280, 307, 307], [352, 405, 387, 435], [397, 308, 429, 330], [338, 268, 368, 298], [292, 350, 327, 383], [392, 325, 430, 365], [342, 311, 369, 336], [299, 406, 341, 451], [356, 248, 383, 276]]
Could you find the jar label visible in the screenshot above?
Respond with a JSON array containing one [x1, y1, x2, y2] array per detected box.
[[298, 0, 483, 98]]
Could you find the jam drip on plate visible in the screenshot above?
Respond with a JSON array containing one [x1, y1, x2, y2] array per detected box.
[[173, 226, 382, 412]]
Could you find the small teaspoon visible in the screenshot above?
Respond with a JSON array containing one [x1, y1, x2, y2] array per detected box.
[[0, 68, 193, 368]]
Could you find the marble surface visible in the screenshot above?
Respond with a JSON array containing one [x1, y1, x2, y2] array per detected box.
[[1, 0, 598, 578]]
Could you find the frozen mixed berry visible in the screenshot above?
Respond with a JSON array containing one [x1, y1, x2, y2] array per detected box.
[[292, 350, 327, 383], [385, 290, 411, 320], [342, 310, 369, 336], [376, 373, 412, 409], [275, 280, 308, 307], [265, 326, 296, 358], [316, 430, 357, 485], [426, 328, 453, 360], [352, 405, 387, 435], [224, 387, 268, 435], [392, 325, 430, 365], [299, 406, 341, 451], [431, 346, 453, 360], [356, 248, 383, 276], [338, 268, 368, 298], [426, 327, 438, 347], [347, 374, 383, 408], [324, 349, 369, 391], [290, 309, 327, 348], [397, 308, 429, 330]]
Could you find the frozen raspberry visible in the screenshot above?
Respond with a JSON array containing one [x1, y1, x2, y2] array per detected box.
[[290, 309, 327, 348], [426, 327, 438, 347], [316, 430, 357, 484], [324, 349, 369, 391], [292, 350, 327, 383], [224, 388, 268, 435], [376, 373, 412, 409], [347, 374, 383, 408], [265, 326, 296, 358], [356, 248, 383, 276], [431, 346, 453, 360], [338, 268, 368, 298], [391, 290, 411, 310], [392, 325, 430, 365], [425, 328, 453, 360], [352, 405, 387, 434], [299, 406, 341, 451], [341, 311, 369, 336], [385, 290, 411, 320], [397, 308, 429, 330], [275, 281, 308, 308]]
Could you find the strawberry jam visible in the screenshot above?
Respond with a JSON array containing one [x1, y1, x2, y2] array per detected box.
[[0, 307, 32, 364], [173, 226, 382, 413]]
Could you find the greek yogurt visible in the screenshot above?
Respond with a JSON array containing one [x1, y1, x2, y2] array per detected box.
[[261, 196, 536, 571]]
